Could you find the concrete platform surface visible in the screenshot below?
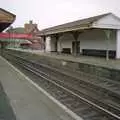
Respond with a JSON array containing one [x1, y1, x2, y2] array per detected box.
[[0, 56, 81, 120], [34, 52, 120, 70], [12, 48, 120, 70]]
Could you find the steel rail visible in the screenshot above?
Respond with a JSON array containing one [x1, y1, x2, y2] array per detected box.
[[12, 55, 120, 120], [3, 52, 120, 120]]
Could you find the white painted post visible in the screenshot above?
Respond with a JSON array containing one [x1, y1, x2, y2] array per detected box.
[[116, 30, 120, 59], [45, 36, 51, 52], [103, 30, 112, 60]]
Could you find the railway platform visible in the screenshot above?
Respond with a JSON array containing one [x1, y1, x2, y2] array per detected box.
[[34, 51, 120, 70], [10, 48, 120, 70], [0, 55, 81, 120]]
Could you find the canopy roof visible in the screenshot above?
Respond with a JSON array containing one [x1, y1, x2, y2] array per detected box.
[[0, 8, 16, 32], [40, 13, 119, 36]]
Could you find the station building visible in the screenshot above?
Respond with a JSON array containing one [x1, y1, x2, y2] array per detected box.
[[40, 13, 120, 59], [6, 20, 42, 50]]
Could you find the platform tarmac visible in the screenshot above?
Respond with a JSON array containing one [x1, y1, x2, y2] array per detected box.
[[34, 52, 120, 70], [0, 56, 81, 120], [11, 48, 120, 70]]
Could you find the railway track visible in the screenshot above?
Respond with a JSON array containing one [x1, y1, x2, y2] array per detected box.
[[2, 50, 120, 120]]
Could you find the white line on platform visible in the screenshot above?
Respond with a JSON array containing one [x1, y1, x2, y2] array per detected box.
[[0, 56, 83, 120]]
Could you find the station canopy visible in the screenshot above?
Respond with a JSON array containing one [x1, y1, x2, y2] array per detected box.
[[0, 8, 16, 32]]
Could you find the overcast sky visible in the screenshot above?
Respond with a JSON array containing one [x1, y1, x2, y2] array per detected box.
[[1, 0, 120, 30]]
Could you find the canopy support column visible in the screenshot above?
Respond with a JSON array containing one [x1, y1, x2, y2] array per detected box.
[[72, 31, 80, 56]]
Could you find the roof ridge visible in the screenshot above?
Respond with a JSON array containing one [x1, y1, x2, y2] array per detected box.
[[41, 12, 112, 32]]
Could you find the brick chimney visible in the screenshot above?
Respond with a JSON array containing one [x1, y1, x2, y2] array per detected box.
[[29, 20, 33, 24]]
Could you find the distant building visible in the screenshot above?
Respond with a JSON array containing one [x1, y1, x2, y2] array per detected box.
[[6, 20, 43, 50], [24, 21, 43, 50], [24, 20, 37, 34], [6, 27, 31, 49]]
